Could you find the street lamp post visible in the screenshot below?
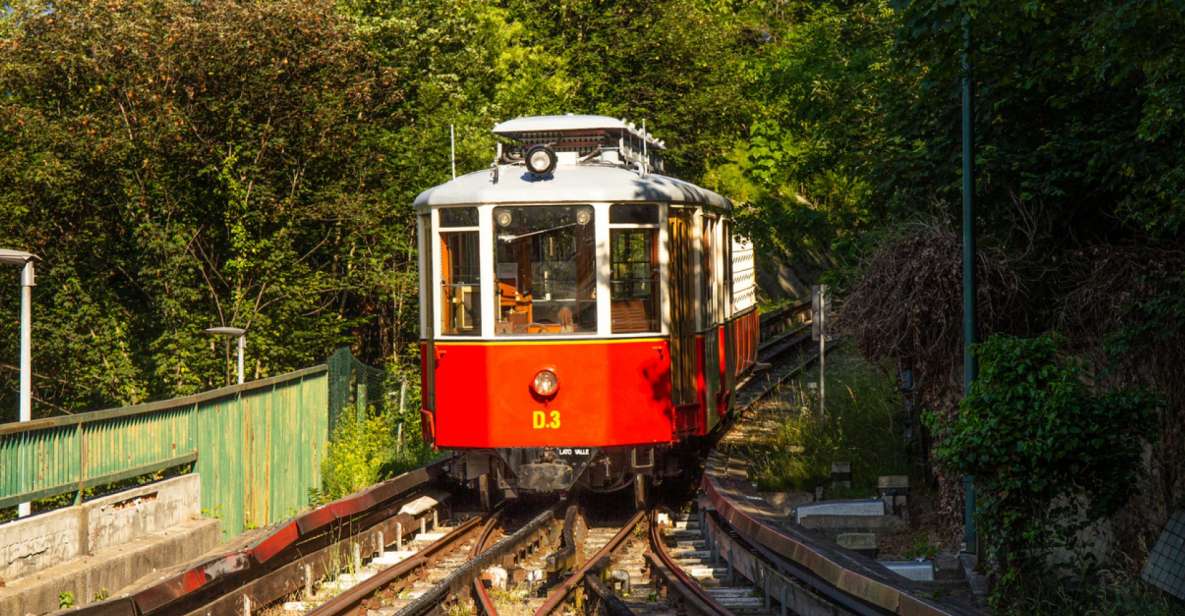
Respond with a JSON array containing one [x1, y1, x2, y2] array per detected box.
[[1, 249, 39, 518], [205, 326, 247, 385]]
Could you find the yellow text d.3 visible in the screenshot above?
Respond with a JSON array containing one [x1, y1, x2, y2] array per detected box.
[[532, 409, 561, 429]]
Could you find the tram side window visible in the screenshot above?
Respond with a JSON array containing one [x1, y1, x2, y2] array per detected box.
[[610, 228, 659, 333], [493, 205, 597, 335], [440, 230, 481, 335]]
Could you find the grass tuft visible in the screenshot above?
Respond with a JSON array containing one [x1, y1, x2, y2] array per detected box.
[[746, 346, 910, 495]]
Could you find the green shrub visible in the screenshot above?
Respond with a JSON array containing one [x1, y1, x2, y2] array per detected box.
[[319, 403, 433, 502], [928, 334, 1160, 610]]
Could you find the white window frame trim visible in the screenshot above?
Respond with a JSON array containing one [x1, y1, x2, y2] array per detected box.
[[430, 202, 672, 340], [606, 203, 665, 337]]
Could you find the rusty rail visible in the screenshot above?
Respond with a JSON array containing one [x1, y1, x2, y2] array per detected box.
[[698, 326, 977, 616], [758, 300, 810, 338], [308, 513, 487, 616], [470, 511, 504, 615], [701, 469, 974, 616], [533, 509, 647, 615], [646, 511, 732, 616], [397, 503, 561, 616]]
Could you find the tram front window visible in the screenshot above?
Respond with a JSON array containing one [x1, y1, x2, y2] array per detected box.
[[493, 205, 596, 335]]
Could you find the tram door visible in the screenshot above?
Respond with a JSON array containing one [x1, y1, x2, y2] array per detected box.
[[418, 213, 435, 433], [722, 219, 736, 399], [668, 210, 697, 413], [702, 215, 722, 428]]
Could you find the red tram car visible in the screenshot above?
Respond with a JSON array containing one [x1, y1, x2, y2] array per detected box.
[[416, 115, 759, 505]]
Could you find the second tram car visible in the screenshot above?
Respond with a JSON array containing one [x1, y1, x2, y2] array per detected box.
[[416, 115, 759, 505]]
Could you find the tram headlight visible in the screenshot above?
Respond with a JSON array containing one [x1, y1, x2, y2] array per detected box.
[[531, 369, 559, 397], [525, 145, 557, 176]]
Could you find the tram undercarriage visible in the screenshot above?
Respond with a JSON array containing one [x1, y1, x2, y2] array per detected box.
[[448, 445, 683, 508]]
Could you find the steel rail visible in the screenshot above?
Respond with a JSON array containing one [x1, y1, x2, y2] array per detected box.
[[533, 508, 647, 615], [756, 330, 811, 364], [628, 328, 824, 616], [757, 300, 810, 330], [757, 321, 810, 353], [583, 574, 635, 616], [471, 511, 504, 616], [704, 507, 889, 616], [306, 513, 487, 616], [396, 504, 561, 616], [646, 511, 733, 616]]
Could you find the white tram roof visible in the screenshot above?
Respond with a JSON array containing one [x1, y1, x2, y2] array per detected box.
[[413, 164, 732, 211]]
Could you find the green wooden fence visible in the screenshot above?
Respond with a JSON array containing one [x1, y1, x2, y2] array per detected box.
[[0, 349, 377, 537]]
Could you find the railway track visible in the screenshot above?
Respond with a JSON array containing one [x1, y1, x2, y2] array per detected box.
[[294, 501, 567, 616], [299, 509, 485, 615]]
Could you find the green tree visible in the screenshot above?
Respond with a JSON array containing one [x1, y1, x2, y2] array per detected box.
[[0, 0, 401, 415]]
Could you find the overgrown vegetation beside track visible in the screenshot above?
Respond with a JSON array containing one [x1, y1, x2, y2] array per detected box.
[[928, 334, 1165, 614], [317, 384, 434, 503], [743, 347, 909, 498]]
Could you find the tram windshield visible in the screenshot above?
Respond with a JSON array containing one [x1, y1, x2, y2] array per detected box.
[[493, 205, 597, 335]]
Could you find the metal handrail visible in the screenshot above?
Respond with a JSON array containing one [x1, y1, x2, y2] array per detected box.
[[0, 363, 332, 536], [0, 364, 327, 436]]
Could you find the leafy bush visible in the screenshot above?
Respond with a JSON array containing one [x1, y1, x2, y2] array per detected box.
[[929, 334, 1160, 609], [319, 399, 433, 502]]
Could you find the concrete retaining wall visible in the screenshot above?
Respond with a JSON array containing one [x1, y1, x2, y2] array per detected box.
[[0, 474, 201, 582]]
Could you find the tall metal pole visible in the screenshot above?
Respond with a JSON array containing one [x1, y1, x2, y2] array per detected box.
[[961, 14, 978, 555], [818, 285, 826, 417], [236, 334, 245, 385], [18, 260, 34, 518], [450, 124, 457, 180]]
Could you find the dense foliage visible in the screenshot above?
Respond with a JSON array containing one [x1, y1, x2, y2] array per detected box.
[[0, 0, 403, 410], [929, 334, 1159, 610]]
